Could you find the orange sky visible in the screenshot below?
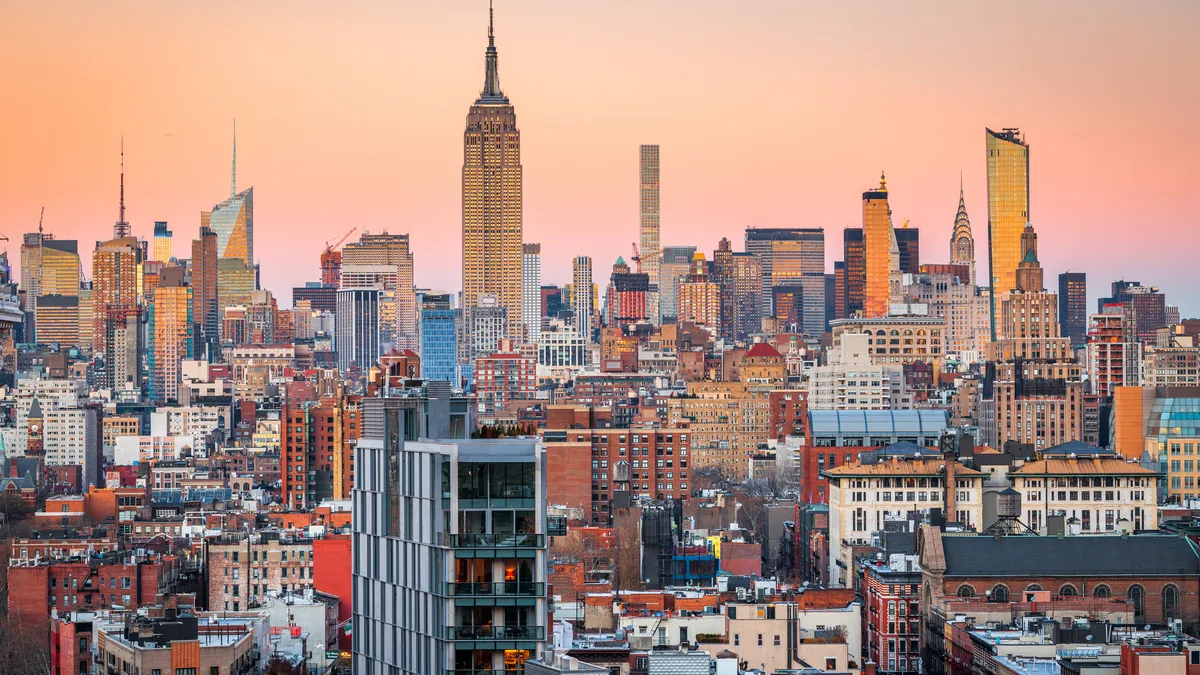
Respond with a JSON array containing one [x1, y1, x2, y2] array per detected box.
[[2, 1, 1198, 312]]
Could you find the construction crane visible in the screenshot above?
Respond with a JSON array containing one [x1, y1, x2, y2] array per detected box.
[[320, 227, 357, 286], [631, 242, 641, 273], [324, 227, 357, 254]]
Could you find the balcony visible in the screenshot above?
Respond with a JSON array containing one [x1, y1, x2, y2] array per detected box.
[[444, 533, 544, 548], [445, 581, 545, 598], [547, 515, 567, 537], [450, 625, 545, 641]]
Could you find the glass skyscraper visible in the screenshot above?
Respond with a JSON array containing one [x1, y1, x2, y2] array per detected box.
[[420, 293, 459, 386], [986, 127, 1030, 337]]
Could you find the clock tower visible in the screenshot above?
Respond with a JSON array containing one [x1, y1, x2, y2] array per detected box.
[[26, 395, 45, 459]]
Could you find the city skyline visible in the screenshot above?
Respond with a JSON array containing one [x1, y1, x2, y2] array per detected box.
[[2, 2, 1198, 313]]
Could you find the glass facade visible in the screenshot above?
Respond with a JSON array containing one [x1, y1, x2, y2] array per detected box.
[[205, 187, 254, 266], [421, 307, 459, 385], [986, 128, 1030, 336], [1147, 396, 1200, 500]]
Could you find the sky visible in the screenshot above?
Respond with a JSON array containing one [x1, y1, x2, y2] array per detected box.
[[2, 1, 1198, 313]]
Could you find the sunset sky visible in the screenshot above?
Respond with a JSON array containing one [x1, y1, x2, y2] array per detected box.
[[2, 1, 1197, 312]]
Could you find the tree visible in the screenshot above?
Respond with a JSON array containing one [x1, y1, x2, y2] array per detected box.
[[0, 494, 34, 524], [263, 654, 304, 675], [0, 614, 52, 675]]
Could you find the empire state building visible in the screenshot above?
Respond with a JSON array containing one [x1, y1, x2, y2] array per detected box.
[[462, 4, 523, 346]]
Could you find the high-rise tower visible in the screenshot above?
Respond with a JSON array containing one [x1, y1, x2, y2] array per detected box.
[[153, 221, 173, 262], [573, 256, 593, 340], [950, 180, 976, 284], [522, 243, 542, 343], [986, 127, 1030, 336], [863, 172, 891, 317], [203, 122, 254, 266], [639, 144, 661, 319], [462, 4, 523, 345]]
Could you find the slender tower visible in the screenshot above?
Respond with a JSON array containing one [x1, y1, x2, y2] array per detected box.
[[113, 137, 130, 239], [462, 2, 523, 345], [950, 175, 976, 284], [863, 172, 891, 317], [640, 145, 661, 321], [986, 127, 1030, 337]]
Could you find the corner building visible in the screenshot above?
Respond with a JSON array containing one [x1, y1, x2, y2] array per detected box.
[[352, 382, 549, 675]]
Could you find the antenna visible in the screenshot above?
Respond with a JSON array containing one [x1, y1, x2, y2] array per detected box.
[[231, 119, 237, 198], [119, 136, 126, 225]]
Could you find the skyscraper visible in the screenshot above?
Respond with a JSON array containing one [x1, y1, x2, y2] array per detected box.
[[986, 127, 1030, 336], [658, 245, 696, 322], [950, 183, 976, 284], [1058, 272, 1087, 347], [462, 5, 523, 345], [1098, 280, 1166, 343], [191, 226, 219, 356], [895, 225, 919, 274], [336, 287, 381, 372], [863, 173, 891, 317], [342, 232, 418, 350], [712, 238, 762, 341], [640, 144, 661, 318], [678, 252, 721, 333], [203, 121, 255, 267], [21, 232, 80, 343], [92, 236, 142, 355], [419, 292, 459, 385], [745, 228, 825, 335], [573, 256, 593, 340], [148, 283, 193, 403], [522, 243, 542, 343], [603, 256, 649, 330], [152, 221, 173, 262], [842, 228, 865, 318]]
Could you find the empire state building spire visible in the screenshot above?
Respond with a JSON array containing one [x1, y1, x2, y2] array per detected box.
[[478, 0, 508, 104]]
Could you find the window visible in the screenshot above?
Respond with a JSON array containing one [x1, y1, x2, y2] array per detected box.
[[1164, 584, 1180, 622], [990, 585, 1009, 603], [1129, 585, 1146, 624], [1058, 584, 1077, 597], [774, 634, 781, 646], [956, 585, 975, 598], [1092, 585, 1111, 598], [733, 634, 739, 646]]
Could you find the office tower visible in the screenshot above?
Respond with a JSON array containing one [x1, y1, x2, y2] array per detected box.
[[191, 226, 219, 354], [420, 293, 459, 385], [824, 272, 837, 332], [342, 232, 417, 350], [1098, 280, 1166, 343], [863, 173, 891, 317], [603, 256, 649, 330], [148, 283, 194, 403], [103, 307, 144, 393], [204, 188, 254, 266], [950, 184, 976, 284], [462, 6, 523, 345], [152, 221, 173, 262], [92, 236, 142, 355], [640, 144, 662, 315], [745, 228, 825, 335], [842, 229, 865, 317], [986, 127, 1031, 335], [21, 233, 80, 342], [33, 295, 80, 346], [901, 269, 990, 358], [712, 238, 762, 341], [351, 387, 548, 675], [658, 245, 696, 322], [572, 256, 593, 339], [677, 252, 721, 333], [1058, 272, 1087, 347], [895, 225, 919, 274], [522, 243, 542, 342], [833, 261, 846, 320], [77, 288, 93, 353], [244, 290, 279, 344], [292, 282, 338, 313], [216, 258, 256, 312], [336, 287, 381, 372], [471, 294, 509, 361]]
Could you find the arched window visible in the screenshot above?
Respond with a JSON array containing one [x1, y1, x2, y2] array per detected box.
[[890, 330, 900, 336], [1058, 584, 1078, 597], [1025, 584, 1043, 592], [956, 584, 976, 598], [1129, 585, 1146, 624], [1092, 585, 1111, 599], [904, 330, 913, 336], [990, 585, 1009, 603], [1163, 584, 1180, 622], [876, 330, 887, 336]]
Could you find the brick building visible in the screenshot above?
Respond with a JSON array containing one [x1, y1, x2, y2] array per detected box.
[[281, 391, 361, 508], [543, 428, 692, 525], [768, 389, 807, 443], [50, 611, 96, 675], [6, 552, 182, 621], [205, 532, 315, 611]]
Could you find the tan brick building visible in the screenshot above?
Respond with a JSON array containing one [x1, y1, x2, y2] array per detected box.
[[206, 533, 315, 611]]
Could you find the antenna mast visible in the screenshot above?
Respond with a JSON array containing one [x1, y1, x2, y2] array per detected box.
[[231, 119, 237, 198], [114, 136, 130, 238]]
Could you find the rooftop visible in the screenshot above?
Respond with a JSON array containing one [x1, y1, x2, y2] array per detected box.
[[1011, 458, 1158, 476], [940, 533, 1199, 577], [809, 409, 949, 436]]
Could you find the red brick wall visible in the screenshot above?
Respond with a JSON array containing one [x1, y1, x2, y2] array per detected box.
[[769, 390, 808, 442], [7, 565, 49, 621], [314, 536, 352, 649], [546, 442, 592, 512], [941, 576, 1200, 625]]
